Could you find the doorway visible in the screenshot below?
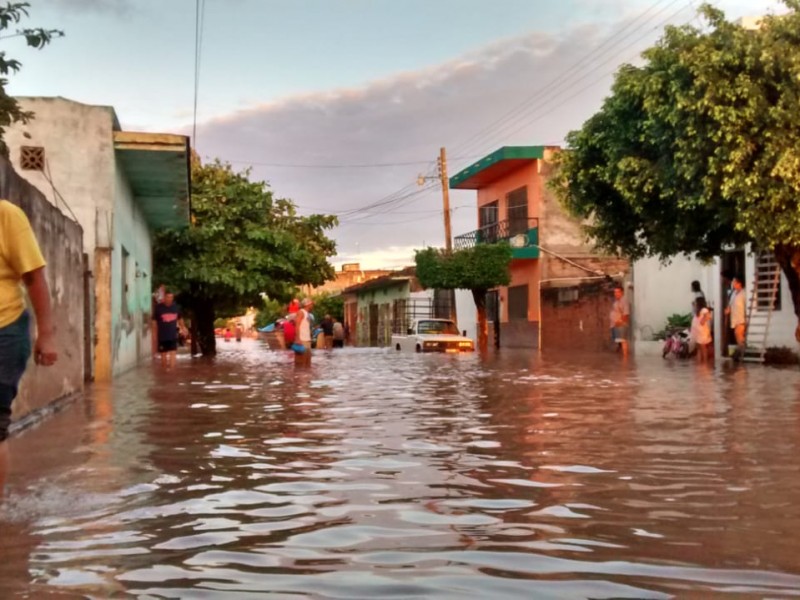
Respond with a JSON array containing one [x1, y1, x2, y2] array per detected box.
[[720, 250, 746, 354]]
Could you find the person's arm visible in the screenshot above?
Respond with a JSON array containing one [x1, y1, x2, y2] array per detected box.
[[21, 267, 57, 366], [295, 310, 305, 336]]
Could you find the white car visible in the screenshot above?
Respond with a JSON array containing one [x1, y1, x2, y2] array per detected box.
[[392, 318, 475, 353]]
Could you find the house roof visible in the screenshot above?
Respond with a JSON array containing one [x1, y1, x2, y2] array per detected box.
[[342, 266, 416, 295], [114, 131, 191, 229], [449, 146, 547, 190]]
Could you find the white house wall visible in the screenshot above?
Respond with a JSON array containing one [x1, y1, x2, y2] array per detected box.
[[634, 251, 799, 354]]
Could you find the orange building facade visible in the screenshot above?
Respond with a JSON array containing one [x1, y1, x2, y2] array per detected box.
[[451, 146, 628, 350]]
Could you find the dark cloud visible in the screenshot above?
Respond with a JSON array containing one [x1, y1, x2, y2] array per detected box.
[[195, 15, 674, 267]]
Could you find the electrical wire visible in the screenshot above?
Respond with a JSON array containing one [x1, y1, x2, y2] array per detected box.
[[212, 155, 482, 170], [448, 0, 693, 170], [192, 0, 206, 147]]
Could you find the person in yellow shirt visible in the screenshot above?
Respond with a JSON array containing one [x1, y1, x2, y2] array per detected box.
[[0, 200, 58, 497]]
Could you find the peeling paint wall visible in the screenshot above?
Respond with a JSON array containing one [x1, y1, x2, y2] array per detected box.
[[111, 159, 153, 375], [0, 157, 84, 419], [6, 97, 156, 379]]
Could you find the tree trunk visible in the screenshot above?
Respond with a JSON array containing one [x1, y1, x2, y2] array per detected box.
[[774, 245, 800, 343], [193, 296, 217, 356], [472, 288, 489, 353]]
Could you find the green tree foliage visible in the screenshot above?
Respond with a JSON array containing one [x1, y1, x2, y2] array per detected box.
[[0, 2, 62, 154], [415, 244, 512, 351], [254, 296, 288, 330], [554, 1, 800, 340], [311, 292, 344, 322], [154, 160, 337, 355]]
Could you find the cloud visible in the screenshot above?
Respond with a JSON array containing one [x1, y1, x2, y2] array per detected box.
[[195, 9, 692, 267], [38, 0, 132, 14]]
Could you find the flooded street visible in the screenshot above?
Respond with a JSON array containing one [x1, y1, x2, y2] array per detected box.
[[2, 340, 800, 598]]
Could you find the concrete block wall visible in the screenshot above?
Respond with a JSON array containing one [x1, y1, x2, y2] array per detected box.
[[0, 156, 85, 421]]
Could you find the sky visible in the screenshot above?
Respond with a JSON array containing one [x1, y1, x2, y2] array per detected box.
[[9, 0, 786, 269]]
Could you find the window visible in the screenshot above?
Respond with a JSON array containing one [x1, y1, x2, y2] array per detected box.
[[507, 187, 528, 236], [20, 146, 45, 171], [558, 288, 579, 304], [479, 201, 499, 244], [508, 284, 529, 321], [121, 246, 130, 319]]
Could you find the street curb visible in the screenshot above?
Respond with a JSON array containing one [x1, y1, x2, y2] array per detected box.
[[8, 392, 83, 438]]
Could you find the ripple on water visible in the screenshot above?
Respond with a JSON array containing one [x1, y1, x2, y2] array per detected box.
[[4, 346, 800, 598]]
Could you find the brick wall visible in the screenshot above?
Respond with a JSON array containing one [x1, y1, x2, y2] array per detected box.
[[540, 280, 619, 352]]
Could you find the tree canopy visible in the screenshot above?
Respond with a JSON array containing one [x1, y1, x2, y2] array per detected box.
[[0, 2, 62, 154], [154, 160, 337, 354], [554, 1, 800, 333], [415, 245, 512, 291], [415, 244, 512, 352]]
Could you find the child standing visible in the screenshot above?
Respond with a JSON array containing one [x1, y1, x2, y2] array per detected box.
[[691, 297, 713, 363]]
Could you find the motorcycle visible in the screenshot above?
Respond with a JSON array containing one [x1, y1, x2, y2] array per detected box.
[[662, 327, 692, 359]]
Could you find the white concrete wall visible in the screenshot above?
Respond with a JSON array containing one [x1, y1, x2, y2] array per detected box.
[[5, 97, 117, 263], [455, 289, 477, 340], [634, 251, 799, 354], [633, 255, 715, 341]]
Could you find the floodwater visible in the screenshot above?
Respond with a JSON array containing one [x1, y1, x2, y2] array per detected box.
[[2, 340, 800, 599]]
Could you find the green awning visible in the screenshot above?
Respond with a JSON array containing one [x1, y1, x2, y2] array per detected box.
[[449, 146, 546, 190], [114, 132, 191, 229]]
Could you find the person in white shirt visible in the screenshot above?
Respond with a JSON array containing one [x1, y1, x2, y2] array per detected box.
[[293, 298, 314, 367], [724, 276, 746, 360]]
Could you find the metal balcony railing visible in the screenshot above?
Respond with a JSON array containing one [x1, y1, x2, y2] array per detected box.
[[453, 217, 539, 251]]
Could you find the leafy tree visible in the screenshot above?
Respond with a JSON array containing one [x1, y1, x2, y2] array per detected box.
[[415, 244, 512, 352], [154, 160, 337, 355], [0, 2, 63, 154], [553, 2, 800, 341], [311, 291, 344, 323], [254, 296, 289, 330]]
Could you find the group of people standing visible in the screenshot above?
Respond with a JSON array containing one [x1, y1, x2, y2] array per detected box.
[[689, 276, 747, 362], [610, 275, 748, 362], [282, 298, 346, 367]]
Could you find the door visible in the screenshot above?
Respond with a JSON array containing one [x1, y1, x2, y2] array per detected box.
[[479, 201, 499, 243], [720, 250, 746, 354], [369, 303, 379, 347]]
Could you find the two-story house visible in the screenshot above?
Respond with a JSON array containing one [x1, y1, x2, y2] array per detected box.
[[450, 145, 628, 350]]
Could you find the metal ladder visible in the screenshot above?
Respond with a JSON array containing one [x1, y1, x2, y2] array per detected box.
[[743, 252, 781, 363]]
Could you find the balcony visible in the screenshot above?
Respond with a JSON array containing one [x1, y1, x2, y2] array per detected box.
[[453, 217, 539, 259]]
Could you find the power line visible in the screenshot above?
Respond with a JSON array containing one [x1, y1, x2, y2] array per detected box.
[[463, 0, 694, 157], [192, 0, 206, 147], [448, 0, 691, 169], [211, 155, 482, 170]]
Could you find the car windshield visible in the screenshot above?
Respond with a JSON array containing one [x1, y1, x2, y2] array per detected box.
[[418, 320, 459, 335]]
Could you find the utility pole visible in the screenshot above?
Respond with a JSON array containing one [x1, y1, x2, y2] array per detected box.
[[438, 147, 453, 252]]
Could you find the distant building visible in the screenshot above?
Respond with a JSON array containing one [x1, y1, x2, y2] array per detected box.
[[6, 97, 191, 380], [450, 145, 628, 351], [300, 262, 393, 297]]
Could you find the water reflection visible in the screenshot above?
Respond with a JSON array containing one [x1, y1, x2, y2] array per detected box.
[[2, 340, 800, 598]]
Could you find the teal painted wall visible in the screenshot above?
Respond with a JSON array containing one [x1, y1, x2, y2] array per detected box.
[[111, 159, 154, 376], [355, 281, 410, 346]]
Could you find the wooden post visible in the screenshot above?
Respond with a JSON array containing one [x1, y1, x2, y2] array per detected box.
[[439, 147, 452, 253]]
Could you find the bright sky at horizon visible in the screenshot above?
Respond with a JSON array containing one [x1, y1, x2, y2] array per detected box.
[[8, 0, 785, 268]]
